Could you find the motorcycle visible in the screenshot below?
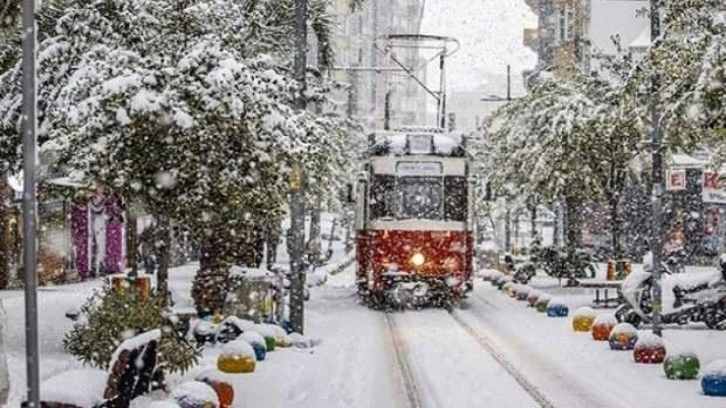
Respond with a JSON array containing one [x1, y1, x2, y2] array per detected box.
[[615, 255, 726, 330], [513, 246, 596, 284]]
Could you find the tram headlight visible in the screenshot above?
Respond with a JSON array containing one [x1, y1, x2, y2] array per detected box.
[[411, 253, 425, 267]]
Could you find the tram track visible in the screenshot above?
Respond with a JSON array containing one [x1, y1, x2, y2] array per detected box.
[[457, 292, 630, 408], [447, 309, 558, 408], [385, 312, 426, 408]]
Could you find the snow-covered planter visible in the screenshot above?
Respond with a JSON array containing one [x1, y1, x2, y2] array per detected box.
[[480, 269, 504, 282], [239, 331, 267, 361], [546, 298, 569, 317], [591, 314, 618, 341], [195, 369, 235, 408], [217, 341, 256, 374], [527, 290, 542, 307], [250, 325, 277, 351], [516, 285, 531, 301], [501, 281, 515, 294], [255, 323, 291, 348], [535, 294, 552, 313], [287, 332, 322, 349], [495, 276, 513, 289], [633, 333, 667, 364], [608, 323, 638, 350], [171, 381, 220, 408], [571, 307, 597, 332], [701, 360, 726, 396], [664, 350, 700, 380]]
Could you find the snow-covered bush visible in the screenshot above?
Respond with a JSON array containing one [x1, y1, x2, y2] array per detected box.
[[63, 284, 200, 375]]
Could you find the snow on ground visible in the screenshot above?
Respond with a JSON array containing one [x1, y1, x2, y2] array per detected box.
[[390, 309, 540, 407], [461, 282, 726, 408], [4, 210, 726, 407]]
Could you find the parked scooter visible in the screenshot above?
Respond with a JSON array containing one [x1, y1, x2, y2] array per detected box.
[[615, 255, 726, 330]]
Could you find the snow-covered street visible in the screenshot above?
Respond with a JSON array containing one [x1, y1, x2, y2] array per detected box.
[[6, 253, 726, 407]]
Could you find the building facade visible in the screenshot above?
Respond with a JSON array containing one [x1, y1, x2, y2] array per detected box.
[[329, 0, 427, 130], [523, 0, 649, 82]]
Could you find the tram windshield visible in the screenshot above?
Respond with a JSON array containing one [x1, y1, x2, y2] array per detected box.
[[397, 177, 443, 220], [369, 174, 466, 221]]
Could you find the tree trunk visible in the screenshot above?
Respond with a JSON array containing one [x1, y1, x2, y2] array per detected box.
[[553, 200, 561, 248], [308, 196, 321, 265], [564, 191, 582, 281], [126, 215, 138, 275], [609, 194, 623, 259], [192, 227, 235, 315], [0, 183, 10, 289], [156, 215, 171, 304]]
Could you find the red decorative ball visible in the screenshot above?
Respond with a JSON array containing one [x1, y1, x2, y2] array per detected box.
[[633, 333, 667, 364]]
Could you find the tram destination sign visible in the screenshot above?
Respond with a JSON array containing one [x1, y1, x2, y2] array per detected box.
[[397, 161, 443, 176]]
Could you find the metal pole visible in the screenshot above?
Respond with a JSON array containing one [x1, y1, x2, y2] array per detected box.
[[649, 0, 663, 337], [21, 0, 40, 405], [289, 0, 307, 335]]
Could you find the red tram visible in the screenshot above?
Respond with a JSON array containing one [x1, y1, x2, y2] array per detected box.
[[355, 129, 474, 307]]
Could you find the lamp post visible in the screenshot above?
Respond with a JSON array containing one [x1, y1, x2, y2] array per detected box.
[[21, 0, 40, 405], [288, 0, 307, 335], [481, 65, 520, 254], [648, 0, 664, 337]]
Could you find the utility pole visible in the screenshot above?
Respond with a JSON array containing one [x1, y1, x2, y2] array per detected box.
[[21, 0, 40, 405], [649, 0, 663, 337], [289, 0, 307, 335]]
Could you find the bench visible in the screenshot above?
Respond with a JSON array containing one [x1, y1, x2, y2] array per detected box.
[[23, 330, 161, 408], [567, 280, 623, 309]]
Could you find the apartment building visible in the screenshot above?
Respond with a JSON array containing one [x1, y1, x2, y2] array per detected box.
[[329, 0, 427, 130], [524, 0, 649, 82]]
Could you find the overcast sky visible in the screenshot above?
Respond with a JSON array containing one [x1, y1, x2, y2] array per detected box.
[[420, 0, 538, 94]]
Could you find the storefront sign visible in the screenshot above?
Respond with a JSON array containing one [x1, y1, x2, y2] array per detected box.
[[702, 170, 726, 204], [666, 169, 686, 191]]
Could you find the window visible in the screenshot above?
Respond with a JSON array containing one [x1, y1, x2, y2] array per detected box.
[[396, 177, 443, 220], [444, 176, 467, 221], [369, 175, 395, 219]]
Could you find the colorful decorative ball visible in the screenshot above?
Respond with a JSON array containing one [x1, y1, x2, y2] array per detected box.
[[633, 333, 667, 364], [535, 295, 552, 313], [516, 286, 531, 301], [495, 276, 513, 289], [527, 290, 542, 307], [572, 307, 597, 332], [262, 323, 292, 348], [546, 298, 569, 317], [239, 331, 267, 361], [608, 323, 638, 350], [171, 381, 220, 408], [195, 370, 235, 408], [217, 341, 257, 373], [591, 314, 618, 341], [701, 360, 726, 396], [664, 351, 700, 380], [252, 325, 278, 351]]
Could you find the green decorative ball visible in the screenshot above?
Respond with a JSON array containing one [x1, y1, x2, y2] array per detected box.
[[535, 297, 551, 313], [664, 354, 700, 380]]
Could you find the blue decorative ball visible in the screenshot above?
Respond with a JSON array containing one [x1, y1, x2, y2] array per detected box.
[[547, 302, 569, 317]]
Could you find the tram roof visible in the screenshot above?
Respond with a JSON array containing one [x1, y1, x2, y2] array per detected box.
[[366, 129, 468, 158]]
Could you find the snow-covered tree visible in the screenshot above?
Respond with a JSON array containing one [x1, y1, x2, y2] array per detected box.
[[476, 67, 648, 264], [631, 0, 725, 145], [0, 0, 359, 303]]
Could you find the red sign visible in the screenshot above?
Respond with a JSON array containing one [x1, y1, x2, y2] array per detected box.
[[666, 170, 686, 191]]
